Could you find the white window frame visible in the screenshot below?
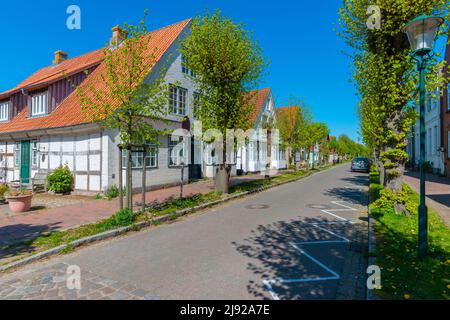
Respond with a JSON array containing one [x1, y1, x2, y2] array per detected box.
[[31, 91, 48, 117], [249, 141, 256, 161], [0, 101, 9, 121], [169, 85, 187, 116], [122, 145, 158, 169], [168, 135, 186, 167], [31, 140, 39, 167], [14, 142, 20, 167], [280, 149, 286, 161], [181, 55, 195, 77]]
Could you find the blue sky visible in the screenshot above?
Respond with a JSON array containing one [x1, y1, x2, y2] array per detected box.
[[0, 0, 361, 140]]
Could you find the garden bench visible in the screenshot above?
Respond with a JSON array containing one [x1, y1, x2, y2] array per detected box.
[[31, 172, 48, 193]]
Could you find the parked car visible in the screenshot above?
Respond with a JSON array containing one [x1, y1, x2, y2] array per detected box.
[[351, 157, 370, 173]]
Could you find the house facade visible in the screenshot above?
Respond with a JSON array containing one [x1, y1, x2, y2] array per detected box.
[[0, 20, 200, 193], [440, 40, 450, 176], [407, 88, 444, 175], [235, 88, 287, 175]]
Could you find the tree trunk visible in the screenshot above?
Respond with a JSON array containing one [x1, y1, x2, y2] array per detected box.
[[118, 146, 124, 210], [126, 147, 133, 211], [215, 164, 230, 194], [141, 151, 146, 213], [386, 164, 404, 192]]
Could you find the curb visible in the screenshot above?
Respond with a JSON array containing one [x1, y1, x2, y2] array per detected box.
[[366, 196, 378, 300], [0, 164, 337, 273]]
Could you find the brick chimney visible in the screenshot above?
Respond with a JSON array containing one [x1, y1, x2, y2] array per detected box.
[[53, 50, 68, 65], [109, 25, 128, 48]]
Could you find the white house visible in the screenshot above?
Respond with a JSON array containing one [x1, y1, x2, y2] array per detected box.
[[0, 20, 200, 193], [407, 88, 444, 174], [235, 88, 287, 175]]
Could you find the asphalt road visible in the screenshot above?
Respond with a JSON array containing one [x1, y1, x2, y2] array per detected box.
[[0, 164, 369, 300]]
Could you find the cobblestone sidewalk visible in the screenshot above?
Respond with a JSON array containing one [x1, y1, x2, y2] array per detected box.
[[0, 262, 160, 300]]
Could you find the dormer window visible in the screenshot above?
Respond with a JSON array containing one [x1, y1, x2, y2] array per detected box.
[[0, 101, 9, 121], [31, 91, 48, 117]]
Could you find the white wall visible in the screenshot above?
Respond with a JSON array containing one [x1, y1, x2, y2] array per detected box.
[[410, 91, 444, 174]]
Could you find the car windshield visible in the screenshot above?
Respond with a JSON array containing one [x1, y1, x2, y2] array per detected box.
[[353, 158, 369, 162]]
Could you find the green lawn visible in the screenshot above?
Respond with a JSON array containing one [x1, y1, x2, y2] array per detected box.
[[370, 172, 450, 300]]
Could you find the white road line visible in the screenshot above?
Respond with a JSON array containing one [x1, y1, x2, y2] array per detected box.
[[263, 201, 357, 300]]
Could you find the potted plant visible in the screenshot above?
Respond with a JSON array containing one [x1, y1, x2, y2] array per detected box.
[[0, 183, 9, 204], [5, 188, 34, 213]]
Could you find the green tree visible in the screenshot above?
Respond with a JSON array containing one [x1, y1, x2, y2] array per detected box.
[[339, 0, 449, 202], [276, 106, 302, 165], [181, 11, 266, 193], [78, 12, 170, 210]]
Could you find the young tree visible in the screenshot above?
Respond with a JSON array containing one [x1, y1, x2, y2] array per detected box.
[[339, 0, 449, 203], [276, 106, 302, 165], [77, 13, 169, 210], [181, 11, 266, 193]]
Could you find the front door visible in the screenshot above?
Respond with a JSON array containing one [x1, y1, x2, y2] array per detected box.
[[189, 138, 202, 181], [20, 140, 31, 184]]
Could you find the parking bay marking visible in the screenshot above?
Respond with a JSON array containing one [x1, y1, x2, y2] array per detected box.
[[263, 201, 357, 300]]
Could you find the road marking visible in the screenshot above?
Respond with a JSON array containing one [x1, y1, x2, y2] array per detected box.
[[320, 201, 357, 223], [263, 201, 357, 300]]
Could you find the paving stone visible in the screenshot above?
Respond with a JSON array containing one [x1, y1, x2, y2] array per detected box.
[[99, 287, 116, 296], [109, 291, 131, 300], [130, 288, 149, 298]]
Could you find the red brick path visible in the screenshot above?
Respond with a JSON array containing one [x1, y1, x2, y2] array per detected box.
[[0, 175, 265, 246], [404, 171, 450, 226]]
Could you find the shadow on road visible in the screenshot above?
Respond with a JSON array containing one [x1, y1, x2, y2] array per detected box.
[[323, 174, 369, 207], [233, 216, 367, 300]]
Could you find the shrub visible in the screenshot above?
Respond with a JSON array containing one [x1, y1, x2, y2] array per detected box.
[[372, 184, 416, 215], [112, 208, 136, 226], [0, 184, 9, 198], [47, 165, 74, 194], [105, 185, 120, 200]]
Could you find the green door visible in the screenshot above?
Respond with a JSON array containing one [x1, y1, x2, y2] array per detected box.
[[20, 140, 31, 184]]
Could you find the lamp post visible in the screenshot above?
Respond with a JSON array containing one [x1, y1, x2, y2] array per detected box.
[[402, 14, 444, 258]]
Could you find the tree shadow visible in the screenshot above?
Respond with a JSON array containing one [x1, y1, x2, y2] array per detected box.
[[0, 222, 62, 262], [233, 216, 367, 300], [340, 175, 369, 187], [427, 194, 450, 208]]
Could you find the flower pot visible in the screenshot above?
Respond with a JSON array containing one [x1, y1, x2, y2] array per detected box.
[[6, 194, 33, 213]]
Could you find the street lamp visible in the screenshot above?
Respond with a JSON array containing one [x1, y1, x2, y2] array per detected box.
[[402, 14, 444, 258]]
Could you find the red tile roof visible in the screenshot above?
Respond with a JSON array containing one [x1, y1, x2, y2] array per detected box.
[[0, 19, 191, 135], [244, 87, 271, 124], [0, 49, 105, 99]]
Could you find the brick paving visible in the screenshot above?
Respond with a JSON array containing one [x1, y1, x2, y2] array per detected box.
[[0, 262, 160, 300], [404, 171, 450, 226]]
